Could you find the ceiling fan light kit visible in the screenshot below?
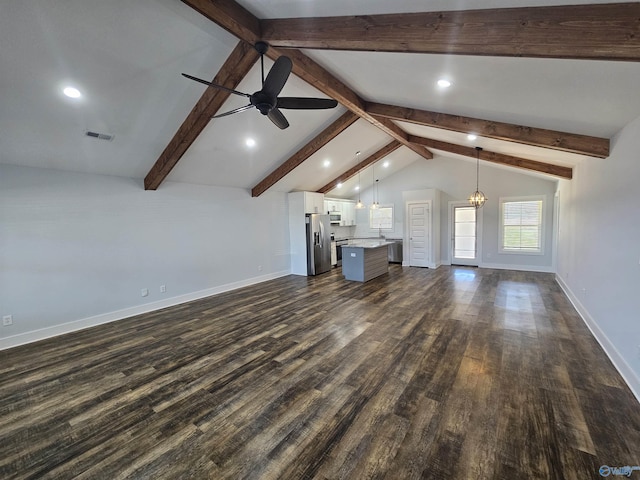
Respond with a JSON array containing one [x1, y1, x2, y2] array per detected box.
[[182, 42, 338, 130]]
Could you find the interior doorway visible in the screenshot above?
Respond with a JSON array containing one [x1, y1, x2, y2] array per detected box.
[[407, 202, 430, 267]]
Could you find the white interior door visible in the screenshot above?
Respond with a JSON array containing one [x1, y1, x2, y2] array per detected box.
[[450, 204, 479, 266], [408, 202, 430, 267]]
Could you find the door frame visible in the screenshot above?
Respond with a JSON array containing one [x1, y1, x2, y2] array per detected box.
[[405, 200, 432, 268], [448, 201, 483, 267]]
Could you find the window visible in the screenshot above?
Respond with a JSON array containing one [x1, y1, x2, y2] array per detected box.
[[500, 196, 544, 254], [369, 206, 393, 230]]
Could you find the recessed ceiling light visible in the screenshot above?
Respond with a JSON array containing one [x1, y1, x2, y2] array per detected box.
[[437, 79, 452, 88], [355, 185, 360, 191], [323, 159, 331, 168], [63, 86, 81, 98], [245, 138, 256, 148], [467, 134, 478, 141], [337, 183, 343, 188], [383, 161, 390, 168]]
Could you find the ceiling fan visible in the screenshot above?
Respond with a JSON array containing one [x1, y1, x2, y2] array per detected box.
[[182, 42, 338, 130]]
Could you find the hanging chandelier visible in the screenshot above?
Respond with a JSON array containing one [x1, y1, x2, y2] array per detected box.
[[469, 146, 487, 209]]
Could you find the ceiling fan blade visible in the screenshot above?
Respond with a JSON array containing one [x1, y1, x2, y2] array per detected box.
[[181, 73, 250, 98], [277, 97, 339, 110], [262, 56, 292, 99], [267, 108, 290, 130], [212, 104, 254, 119]]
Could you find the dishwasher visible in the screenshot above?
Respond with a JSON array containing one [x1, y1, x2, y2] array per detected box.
[[388, 239, 403, 263]]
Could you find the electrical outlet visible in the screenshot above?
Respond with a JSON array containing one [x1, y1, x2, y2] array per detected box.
[[3, 315, 13, 326], [160, 285, 166, 293], [141, 288, 149, 297], [258, 265, 263, 272]]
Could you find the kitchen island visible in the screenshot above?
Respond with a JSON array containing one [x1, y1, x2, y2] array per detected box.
[[342, 241, 393, 282]]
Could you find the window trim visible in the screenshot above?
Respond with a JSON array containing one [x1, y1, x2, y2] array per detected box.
[[369, 204, 394, 230], [499, 195, 545, 255]]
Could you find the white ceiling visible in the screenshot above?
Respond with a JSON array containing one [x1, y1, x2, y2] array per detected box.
[[238, 0, 627, 17], [1, 0, 639, 198]]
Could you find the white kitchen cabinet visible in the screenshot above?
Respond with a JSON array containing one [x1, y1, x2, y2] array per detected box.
[[299, 191, 324, 214], [325, 199, 342, 213], [324, 197, 356, 226], [341, 200, 356, 226]]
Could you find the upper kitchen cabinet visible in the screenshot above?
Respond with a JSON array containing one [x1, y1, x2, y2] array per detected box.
[[341, 200, 356, 226], [297, 191, 324, 214], [325, 199, 342, 213], [324, 198, 356, 226]]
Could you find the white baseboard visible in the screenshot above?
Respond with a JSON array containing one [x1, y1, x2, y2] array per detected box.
[[479, 262, 554, 273], [399, 261, 441, 269], [436, 261, 551, 272], [0, 270, 291, 351], [556, 274, 640, 404]]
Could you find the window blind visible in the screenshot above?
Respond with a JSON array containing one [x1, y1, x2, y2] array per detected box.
[[501, 199, 543, 252]]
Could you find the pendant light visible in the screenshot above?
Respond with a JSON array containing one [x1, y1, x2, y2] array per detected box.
[[355, 151, 365, 209], [370, 164, 379, 209], [469, 146, 487, 209], [356, 170, 365, 209]]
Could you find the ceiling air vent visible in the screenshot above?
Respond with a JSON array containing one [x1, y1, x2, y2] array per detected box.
[[85, 130, 114, 141]]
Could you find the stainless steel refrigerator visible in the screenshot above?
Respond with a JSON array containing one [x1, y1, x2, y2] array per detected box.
[[306, 213, 332, 276]]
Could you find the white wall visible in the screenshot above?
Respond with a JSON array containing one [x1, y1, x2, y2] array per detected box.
[[353, 154, 557, 271], [0, 165, 290, 348], [557, 114, 640, 399]]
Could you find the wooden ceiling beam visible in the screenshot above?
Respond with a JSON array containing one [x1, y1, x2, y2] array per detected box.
[[368, 116, 433, 160], [181, 0, 261, 45], [178, 1, 433, 195], [144, 41, 259, 190], [368, 102, 609, 158], [264, 49, 433, 162], [408, 135, 573, 179], [317, 140, 403, 194], [261, 3, 640, 62], [251, 111, 359, 197], [182, 0, 429, 159], [248, 48, 433, 196]]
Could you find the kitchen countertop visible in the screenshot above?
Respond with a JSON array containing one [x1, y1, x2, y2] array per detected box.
[[344, 240, 395, 249]]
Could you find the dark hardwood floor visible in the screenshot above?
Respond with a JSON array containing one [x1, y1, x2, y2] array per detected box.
[[1, 266, 639, 479]]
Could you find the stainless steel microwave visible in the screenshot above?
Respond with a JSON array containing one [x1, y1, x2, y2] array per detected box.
[[329, 213, 341, 224]]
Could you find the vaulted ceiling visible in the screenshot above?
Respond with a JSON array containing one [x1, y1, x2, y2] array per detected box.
[[1, 0, 639, 199]]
